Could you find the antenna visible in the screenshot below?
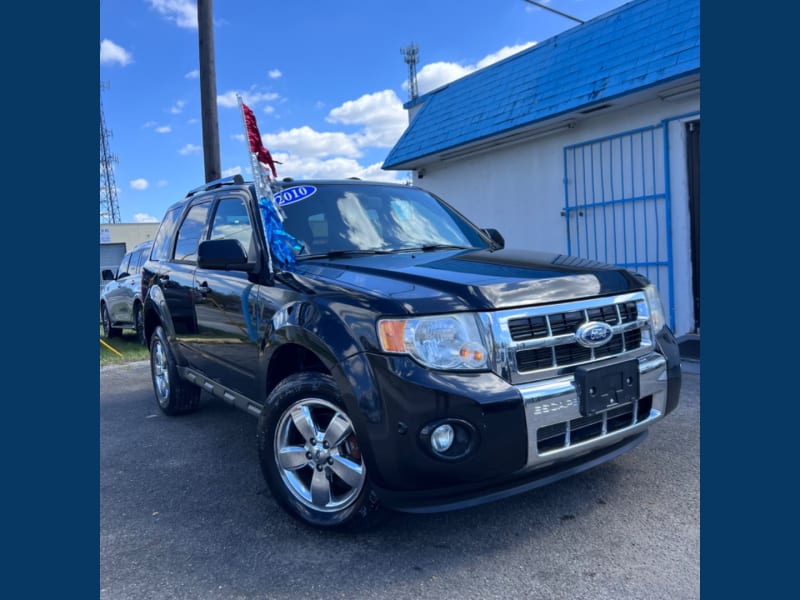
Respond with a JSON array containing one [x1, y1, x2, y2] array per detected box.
[[402, 43, 419, 100], [100, 81, 121, 224], [521, 0, 584, 24]]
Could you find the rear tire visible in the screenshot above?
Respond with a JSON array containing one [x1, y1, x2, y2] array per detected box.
[[133, 303, 145, 346], [258, 372, 388, 531], [149, 325, 200, 415]]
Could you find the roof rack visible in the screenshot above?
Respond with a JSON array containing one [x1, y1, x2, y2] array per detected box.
[[185, 174, 246, 198]]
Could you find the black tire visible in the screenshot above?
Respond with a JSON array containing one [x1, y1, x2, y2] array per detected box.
[[101, 304, 121, 339], [258, 372, 388, 532], [149, 325, 201, 415], [133, 303, 145, 346]]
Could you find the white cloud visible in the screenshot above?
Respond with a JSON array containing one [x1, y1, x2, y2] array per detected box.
[[179, 144, 202, 155], [130, 178, 149, 190], [268, 69, 282, 79], [147, 0, 197, 29], [185, 69, 199, 79], [222, 166, 242, 177], [327, 90, 407, 148], [169, 100, 186, 114], [269, 152, 405, 182], [157, 180, 169, 187], [100, 39, 133, 66], [410, 42, 537, 95], [134, 213, 160, 223], [262, 126, 361, 158], [217, 90, 280, 108], [155, 126, 172, 134], [476, 42, 537, 69], [263, 106, 275, 115], [415, 62, 472, 95]]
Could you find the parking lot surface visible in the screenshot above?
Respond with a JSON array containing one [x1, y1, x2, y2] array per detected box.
[[101, 360, 700, 600]]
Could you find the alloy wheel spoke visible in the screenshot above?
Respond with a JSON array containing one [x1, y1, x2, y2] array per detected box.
[[290, 406, 318, 442], [330, 455, 364, 488], [310, 467, 331, 508], [323, 412, 352, 449], [277, 446, 310, 471]]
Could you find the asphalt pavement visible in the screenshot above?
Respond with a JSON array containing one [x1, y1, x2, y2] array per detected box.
[[101, 360, 700, 600]]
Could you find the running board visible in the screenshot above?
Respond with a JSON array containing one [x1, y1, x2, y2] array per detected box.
[[180, 367, 263, 417]]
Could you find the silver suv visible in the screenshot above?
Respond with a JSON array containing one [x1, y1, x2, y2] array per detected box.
[[100, 240, 153, 344]]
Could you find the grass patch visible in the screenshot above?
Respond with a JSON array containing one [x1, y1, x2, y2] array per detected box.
[[100, 327, 149, 366]]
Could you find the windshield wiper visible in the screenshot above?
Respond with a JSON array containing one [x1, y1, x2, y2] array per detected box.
[[297, 249, 394, 260], [400, 244, 474, 252]]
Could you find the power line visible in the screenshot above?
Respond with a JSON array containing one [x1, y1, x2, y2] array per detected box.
[[522, 0, 584, 24]]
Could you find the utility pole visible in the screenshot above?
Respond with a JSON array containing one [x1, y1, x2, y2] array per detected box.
[[197, 0, 221, 182]]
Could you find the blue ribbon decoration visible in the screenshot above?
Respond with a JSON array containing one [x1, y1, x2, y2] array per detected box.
[[259, 197, 302, 270]]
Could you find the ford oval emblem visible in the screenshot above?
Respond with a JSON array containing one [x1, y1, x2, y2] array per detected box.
[[274, 185, 317, 206], [575, 321, 614, 348]]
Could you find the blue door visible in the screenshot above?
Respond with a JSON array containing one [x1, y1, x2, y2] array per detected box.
[[563, 124, 675, 327]]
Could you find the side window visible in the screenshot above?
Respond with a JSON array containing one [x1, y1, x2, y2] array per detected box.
[[209, 196, 253, 255], [173, 202, 211, 263], [117, 253, 132, 278], [151, 207, 182, 261], [130, 247, 147, 275]]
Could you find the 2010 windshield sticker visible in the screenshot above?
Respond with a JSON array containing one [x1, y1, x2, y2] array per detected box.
[[274, 185, 317, 206]]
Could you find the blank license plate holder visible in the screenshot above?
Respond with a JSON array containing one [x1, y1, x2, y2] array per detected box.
[[575, 360, 640, 417]]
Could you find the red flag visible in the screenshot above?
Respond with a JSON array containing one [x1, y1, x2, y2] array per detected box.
[[242, 102, 278, 178]]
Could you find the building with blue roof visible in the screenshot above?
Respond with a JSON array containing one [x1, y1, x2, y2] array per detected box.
[[383, 0, 700, 340]]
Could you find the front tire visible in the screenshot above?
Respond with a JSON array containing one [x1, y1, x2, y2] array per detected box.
[[101, 304, 121, 339], [258, 372, 387, 531], [149, 325, 200, 415]]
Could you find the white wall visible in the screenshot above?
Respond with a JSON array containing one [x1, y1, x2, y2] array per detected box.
[[410, 93, 699, 336], [99, 223, 159, 252]]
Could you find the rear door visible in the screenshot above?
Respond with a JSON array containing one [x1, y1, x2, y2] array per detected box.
[[107, 252, 132, 323]]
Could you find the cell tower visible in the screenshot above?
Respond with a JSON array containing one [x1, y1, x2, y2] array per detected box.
[[100, 82, 121, 224], [402, 43, 419, 101]]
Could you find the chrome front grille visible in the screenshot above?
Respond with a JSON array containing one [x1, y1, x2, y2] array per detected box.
[[486, 291, 655, 385]]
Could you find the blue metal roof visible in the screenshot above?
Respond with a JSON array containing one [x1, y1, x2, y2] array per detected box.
[[382, 0, 699, 170]]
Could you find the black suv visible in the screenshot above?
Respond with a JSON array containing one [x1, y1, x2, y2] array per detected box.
[[141, 176, 681, 531], [101, 240, 153, 344]]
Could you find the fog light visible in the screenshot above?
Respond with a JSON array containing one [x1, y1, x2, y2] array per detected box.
[[431, 424, 455, 453]]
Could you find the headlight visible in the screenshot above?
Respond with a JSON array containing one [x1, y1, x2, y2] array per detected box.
[[642, 284, 667, 333], [378, 313, 490, 370]]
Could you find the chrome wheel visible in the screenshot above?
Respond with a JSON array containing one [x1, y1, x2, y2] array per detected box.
[[152, 336, 170, 408], [274, 398, 366, 513]]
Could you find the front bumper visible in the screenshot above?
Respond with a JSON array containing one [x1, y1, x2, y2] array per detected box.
[[342, 339, 679, 514]]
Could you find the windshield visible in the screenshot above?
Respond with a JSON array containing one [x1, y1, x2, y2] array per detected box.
[[277, 183, 489, 258]]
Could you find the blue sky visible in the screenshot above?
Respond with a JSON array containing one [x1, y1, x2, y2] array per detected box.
[[100, 0, 630, 223]]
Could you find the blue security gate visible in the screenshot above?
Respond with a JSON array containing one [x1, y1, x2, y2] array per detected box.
[[563, 124, 674, 327]]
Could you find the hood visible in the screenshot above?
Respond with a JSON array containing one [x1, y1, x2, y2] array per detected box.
[[293, 247, 645, 314]]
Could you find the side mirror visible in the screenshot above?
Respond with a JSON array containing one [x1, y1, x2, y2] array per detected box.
[[102, 269, 116, 281], [483, 228, 505, 250], [197, 239, 253, 271]]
